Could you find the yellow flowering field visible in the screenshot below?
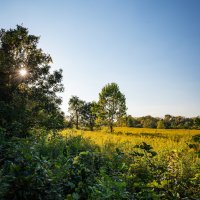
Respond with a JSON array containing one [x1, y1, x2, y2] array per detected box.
[[61, 127, 200, 154]]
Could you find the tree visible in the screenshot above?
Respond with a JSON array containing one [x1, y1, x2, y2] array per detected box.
[[126, 115, 141, 127], [193, 117, 200, 129], [141, 115, 158, 128], [68, 96, 84, 129], [163, 114, 172, 129], [80, 101, 97, 131], [157, 120, 165, 129], [98, 83, 126, 132], [0, 25, 64, 137]]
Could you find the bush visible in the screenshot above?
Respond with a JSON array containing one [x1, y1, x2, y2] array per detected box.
[[1, 129, 200, 199]]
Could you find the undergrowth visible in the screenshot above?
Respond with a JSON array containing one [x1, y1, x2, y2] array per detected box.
[[0, 128, 200, 199]]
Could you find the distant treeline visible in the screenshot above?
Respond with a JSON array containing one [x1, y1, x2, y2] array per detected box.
[[67, 91, 200, 130], [118, 115, 200, 129]]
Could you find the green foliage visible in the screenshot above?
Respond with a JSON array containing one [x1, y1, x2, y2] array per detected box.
[[0, 132, 99, 199], [187, 134, 200, 157], [80, 101, 97, 131], [0, 25, 65, 137], [192, 134, 200, 143], [126, 115, 141, 127], [98, 83, 127, 132], [89, 170, 129, 200], [125, 114, 200, 130], [68, 96, 84, 129], [1, 130, 200, 199], [157, 120, 165, 129], [134, 142, 157, 157]]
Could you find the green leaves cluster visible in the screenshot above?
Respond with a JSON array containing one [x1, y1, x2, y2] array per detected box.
[[68, 83, 127, 132], [1, 129, 200, 199], [0, 25, 65, 137], [68, 96, 97, 131], [98, 83, 127, 132], [126, 115, 200, 129]]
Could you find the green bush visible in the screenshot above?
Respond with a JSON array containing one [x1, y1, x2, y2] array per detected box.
[[1, 130, 200, 199]]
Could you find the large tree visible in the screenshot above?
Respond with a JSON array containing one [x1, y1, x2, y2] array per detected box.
[[0, 25, 64, 137], [98, 83, 126, 132]]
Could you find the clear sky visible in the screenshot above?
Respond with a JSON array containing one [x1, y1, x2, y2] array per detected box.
[[1, 0, 200, 117]]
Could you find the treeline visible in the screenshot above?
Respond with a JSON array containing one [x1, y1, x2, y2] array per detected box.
[[123, 115, 200, 129], [67, 99, 200, 130]]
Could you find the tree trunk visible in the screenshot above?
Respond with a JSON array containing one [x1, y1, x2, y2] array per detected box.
[[76, 111, 79, 129], [110, 124, 113, 133], [89, 118, 94, 131], [110, 116, 114, 132]]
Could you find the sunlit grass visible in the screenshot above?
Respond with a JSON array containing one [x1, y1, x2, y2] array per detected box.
[[61, 127, 200, 156]]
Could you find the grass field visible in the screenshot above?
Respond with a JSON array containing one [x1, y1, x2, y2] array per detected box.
[[61, 127, 200, 155], [60, 127, 200, 198]]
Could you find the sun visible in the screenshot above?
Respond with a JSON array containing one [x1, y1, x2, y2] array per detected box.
[[19, 68, 28, 77]]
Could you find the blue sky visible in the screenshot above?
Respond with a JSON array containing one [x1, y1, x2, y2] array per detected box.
[[1, 0, 200, 117]]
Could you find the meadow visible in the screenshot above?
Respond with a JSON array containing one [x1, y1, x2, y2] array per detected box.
[[59, 127, 200, 199], [61, 127, 200, 155], [1, 127, 200, 199]]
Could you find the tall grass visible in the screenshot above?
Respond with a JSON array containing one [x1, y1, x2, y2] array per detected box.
[[61, 127, 200, 154]]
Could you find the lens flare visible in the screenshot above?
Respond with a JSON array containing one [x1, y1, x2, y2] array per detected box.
[[19, 68, 27, 77]]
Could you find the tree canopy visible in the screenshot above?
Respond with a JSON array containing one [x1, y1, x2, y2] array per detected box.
[[98, 82, 127, 132], [68, 96, 84, 129], [0, 25, 64, 137]]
